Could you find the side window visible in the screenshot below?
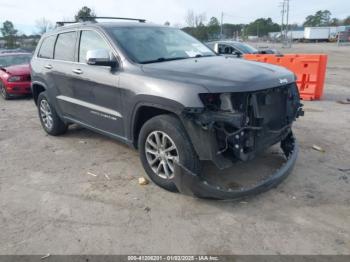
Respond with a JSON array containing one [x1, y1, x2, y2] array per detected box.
[[218, 44, 226, 54], [79, 30, 112, 63], [218, 44, 234, 55], [38, 35, 57, 59], [54, 32, 77, 61]]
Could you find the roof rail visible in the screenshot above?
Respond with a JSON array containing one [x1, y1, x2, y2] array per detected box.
[[56, 21, 80, 27], [91, 16, 146, 23], [56, 16, 146, 27]]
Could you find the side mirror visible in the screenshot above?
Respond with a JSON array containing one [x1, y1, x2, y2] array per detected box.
[[213, 43, 220, 54], [233, 51, 242, 57], [86, 49, 118, 67]]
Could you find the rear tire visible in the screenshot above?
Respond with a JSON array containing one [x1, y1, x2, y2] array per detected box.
[[37, 92, 67, 136], [0, 81, 10, 100], [138, 114, 201, 192]]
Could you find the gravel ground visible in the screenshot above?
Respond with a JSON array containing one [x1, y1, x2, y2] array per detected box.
[[0, 43, 349, 255]]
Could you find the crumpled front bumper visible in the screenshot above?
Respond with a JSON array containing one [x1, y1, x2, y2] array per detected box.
[[171, 134, 298, 200]]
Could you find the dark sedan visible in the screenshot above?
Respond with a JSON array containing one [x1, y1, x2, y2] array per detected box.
[[206, 41, 277, 57]]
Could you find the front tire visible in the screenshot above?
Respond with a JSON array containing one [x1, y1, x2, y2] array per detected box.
[[138, 114, 201, 192], [37, 92, 67, 136], [0, 81, 10, 100]]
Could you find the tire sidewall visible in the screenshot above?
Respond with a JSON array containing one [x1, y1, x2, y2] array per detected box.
[[0, 81, 9, 100], [37, 92, 66, 135], [138, 115, 200, 191]]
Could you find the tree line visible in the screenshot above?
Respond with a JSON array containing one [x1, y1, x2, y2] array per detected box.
[[1, 7, 349, 48], [0, 6, 96, 49], [182, 10, 350, 41]]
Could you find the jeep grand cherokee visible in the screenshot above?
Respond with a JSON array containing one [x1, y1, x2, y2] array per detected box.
[[30, 18, 303, 198]]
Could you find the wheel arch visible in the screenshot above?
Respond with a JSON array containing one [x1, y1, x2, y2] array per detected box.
[[130, 96, 186, 149], [31, 81, 47, 105]]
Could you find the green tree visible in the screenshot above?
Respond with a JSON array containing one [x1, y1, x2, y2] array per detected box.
[[329, 18, 340, 26], [35, 17, 53, 35], [182, 24, 209, 41], [223, 23, 245, 39], [246, 18, 280, 37], [344, 16, 350, 25], [183, 10, 209, 41], [0, 21, 18, 48], [207, 17, 220, 39], [74, 6, 96, 22], [303, 10, 332, 26]]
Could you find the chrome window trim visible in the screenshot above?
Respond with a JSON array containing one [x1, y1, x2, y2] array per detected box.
[[35, 27, 123, 67]]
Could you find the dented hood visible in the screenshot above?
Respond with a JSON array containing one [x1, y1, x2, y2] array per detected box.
[[141, 56, 295, 93]]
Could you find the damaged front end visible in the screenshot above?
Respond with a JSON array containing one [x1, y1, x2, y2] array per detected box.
[[178, 83, 304, 199]]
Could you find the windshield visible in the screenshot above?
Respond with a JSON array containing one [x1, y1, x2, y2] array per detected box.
[[109, 27, 216, 64], [0, 54, 32, 67], [233, 43, 258, 54]]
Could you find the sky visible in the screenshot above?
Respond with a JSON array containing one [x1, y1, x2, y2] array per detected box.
[[0, 0, 349, 35]]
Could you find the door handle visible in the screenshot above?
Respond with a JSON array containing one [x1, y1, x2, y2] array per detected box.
[[72, 69, 83, 75], [44, 64, 53, 69]]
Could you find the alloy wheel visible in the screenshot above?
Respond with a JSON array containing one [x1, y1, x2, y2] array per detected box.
[[40, 99, 54, 130], [145, 131, 179, 179]]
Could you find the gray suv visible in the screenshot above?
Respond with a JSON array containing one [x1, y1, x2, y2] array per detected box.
[[31, 18, 303, 198]]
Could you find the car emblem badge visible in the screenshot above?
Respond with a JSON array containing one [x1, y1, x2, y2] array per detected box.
[[279, 78, 288, 84]]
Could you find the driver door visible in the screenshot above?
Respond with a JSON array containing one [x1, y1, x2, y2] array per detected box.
[[69, 29, 124, 137]]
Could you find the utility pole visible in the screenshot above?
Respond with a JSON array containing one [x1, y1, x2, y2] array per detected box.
[[280, 0, 285, 43], [220, 12, 224, 39], [285, 0, 290, 47]]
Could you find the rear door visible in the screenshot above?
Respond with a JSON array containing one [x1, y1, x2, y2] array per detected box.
[[32, 34, 58, 100], [51, 31, 80, 117]]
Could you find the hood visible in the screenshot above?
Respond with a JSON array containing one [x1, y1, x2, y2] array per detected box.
[[141, 56, 294, 93], [1, 64, 30, 76]]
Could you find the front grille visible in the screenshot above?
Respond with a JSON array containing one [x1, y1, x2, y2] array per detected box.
[[22, 75, 31, 81], [219, 83, 301, 160], [251, 85, 292, 130]]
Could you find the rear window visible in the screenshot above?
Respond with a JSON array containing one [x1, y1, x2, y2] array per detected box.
[[54, 31, 77, 61], [38, 35, 57, 59]]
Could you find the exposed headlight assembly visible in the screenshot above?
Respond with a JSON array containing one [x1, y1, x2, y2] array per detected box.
[[199, 93, 235, 112]]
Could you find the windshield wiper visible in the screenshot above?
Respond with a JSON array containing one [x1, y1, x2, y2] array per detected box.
[[194, 54, 216, 58], [141, 57, 189, 64]]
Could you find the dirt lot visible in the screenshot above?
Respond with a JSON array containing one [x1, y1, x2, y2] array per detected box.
[[0, 43, 349, 255]]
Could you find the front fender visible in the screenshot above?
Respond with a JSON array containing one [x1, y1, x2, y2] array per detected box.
[[127, 95, 187, 142]]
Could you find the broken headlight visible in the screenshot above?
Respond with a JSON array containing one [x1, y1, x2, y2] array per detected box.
[[199, 93, 238, 113]]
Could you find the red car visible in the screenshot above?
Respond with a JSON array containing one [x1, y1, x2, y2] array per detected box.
[[0, 53, 32, 100]]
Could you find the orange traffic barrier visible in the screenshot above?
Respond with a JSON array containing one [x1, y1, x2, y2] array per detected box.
[[244, 54, 328, 100]]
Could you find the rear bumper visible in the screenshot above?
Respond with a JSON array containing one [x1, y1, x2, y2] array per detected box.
[[5, 81, 32, 95], [172, 133, 298, 200]]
